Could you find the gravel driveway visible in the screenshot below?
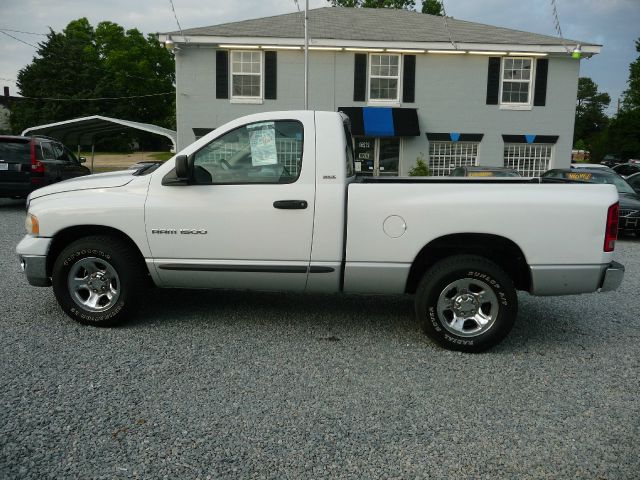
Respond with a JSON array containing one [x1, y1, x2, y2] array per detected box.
[[1, 198, 638, 479]]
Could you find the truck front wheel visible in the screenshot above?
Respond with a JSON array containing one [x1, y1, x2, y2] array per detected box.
[[415, 255, 518, 352], [52, 236, 145, 327]]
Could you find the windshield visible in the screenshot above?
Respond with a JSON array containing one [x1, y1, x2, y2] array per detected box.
[[608, 174, 636, 194]]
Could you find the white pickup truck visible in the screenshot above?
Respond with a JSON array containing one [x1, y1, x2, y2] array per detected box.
[[16, 111, 624, 352]]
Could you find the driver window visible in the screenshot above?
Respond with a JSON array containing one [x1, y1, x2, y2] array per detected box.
[[192, 120, 304, 184]]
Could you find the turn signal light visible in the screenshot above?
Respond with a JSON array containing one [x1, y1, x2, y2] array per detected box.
[[25, 213, 39, 236], [604, 202, 618, 252]]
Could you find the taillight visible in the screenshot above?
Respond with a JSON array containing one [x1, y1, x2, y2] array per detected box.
[[604, 202, 619, 252], [30, 141, 45, 184]]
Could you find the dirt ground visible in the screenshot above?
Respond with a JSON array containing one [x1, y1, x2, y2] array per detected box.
[[84, 152, 170, 172]]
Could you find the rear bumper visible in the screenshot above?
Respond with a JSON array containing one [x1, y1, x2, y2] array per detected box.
[[0, 182, 32, 198], [599, 261, 625, 292], [530, 261, 624, 296]]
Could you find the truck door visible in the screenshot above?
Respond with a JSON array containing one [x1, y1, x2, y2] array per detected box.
[[145, 116, 315, 292]]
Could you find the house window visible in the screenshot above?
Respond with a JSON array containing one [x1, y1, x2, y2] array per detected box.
[[500, 57, 533, 105], [369, 54, 400, 102], [428, 141, 479, 176], [504, 143, 552, 176], [231, 51, 262, 99]]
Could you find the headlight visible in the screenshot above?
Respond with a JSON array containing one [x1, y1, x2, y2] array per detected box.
[[25, 213, 39, 236]]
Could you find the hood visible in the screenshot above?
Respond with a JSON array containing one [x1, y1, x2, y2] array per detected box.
[[28, 170, 135, 201]]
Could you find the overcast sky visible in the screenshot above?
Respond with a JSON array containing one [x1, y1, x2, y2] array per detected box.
[[1, 0, 638, 115]]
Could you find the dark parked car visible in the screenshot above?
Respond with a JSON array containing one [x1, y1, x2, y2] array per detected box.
[[450, 166, 522, 177], [626, 172, 640, 194], [0, 135, 90, 199], [600, 154, 625, 167], [541, 168, 640, 236], [612, 163, 640, 178]]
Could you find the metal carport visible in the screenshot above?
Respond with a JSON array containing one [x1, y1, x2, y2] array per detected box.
[[21, 115, 177, 172]]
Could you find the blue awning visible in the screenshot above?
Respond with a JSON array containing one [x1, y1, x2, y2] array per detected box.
[[338, 107, 420, 137]]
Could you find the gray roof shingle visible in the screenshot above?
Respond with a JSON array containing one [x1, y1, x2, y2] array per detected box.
[[164, 7, 596, 47]]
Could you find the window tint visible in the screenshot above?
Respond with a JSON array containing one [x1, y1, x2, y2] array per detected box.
[[192, 120, 303, 184], [0, 140, 30, 163], [51, 143, 70, 161], [40, 142, 55, 160]]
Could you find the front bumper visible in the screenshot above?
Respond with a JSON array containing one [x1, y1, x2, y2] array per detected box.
[[16, 235, 52, 287], [19, 255, 51, 287], [599, 261, 625, 292]]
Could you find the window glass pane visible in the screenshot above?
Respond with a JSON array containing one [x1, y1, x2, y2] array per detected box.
[[232, 74, 261, 97], [428, 141, 479, 176], [503, 143, 552, 176], [370, 78, 397, 100], [379, 138, 399, 176], [502, 81, 529, 104], [192, 121, 304, 184], [353, 137, 375, 175]]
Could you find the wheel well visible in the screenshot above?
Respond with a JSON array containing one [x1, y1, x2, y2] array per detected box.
[[405, 233, 531, 294], [46, 225, 149, 278]]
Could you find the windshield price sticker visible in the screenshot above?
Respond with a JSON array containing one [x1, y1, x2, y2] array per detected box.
[[247, 122, 278, 166], [468, 171, 495, 177], [566, 172, 593, 181]]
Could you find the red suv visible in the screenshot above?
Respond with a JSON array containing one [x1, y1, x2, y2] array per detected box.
[[0, 135, 91, 199]]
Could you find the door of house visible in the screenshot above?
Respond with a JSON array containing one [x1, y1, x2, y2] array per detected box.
[[354, 137, 400, 176]]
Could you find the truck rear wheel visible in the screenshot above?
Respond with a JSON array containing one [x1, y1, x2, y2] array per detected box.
[[52, 236, 144, 327], [415, 255, 517, 352]]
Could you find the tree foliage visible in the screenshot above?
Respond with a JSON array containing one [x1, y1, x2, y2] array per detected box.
[[408, 154, 430, 176], [622, 37, 640, 111], [329, 0, 415, 10], [11, 18, 175, 140], [574, 77, 610, 146], [421, 0, 444, 15]]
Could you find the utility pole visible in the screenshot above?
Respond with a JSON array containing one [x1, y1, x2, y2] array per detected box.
[[617, 97, 621, 115], [304, 0, 309, 110]]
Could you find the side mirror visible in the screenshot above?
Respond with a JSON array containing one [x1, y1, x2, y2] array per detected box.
[[175, 155, 191, 180], [78, 157, 87, 164]]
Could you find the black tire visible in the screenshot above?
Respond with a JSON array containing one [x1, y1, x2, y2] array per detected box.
[[415, 255, 518, 353], [52, 235, 145, 327]]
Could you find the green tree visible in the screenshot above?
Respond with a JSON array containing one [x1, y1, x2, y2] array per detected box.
[[11, 18, 174, 137], [622, 38, 640, 110], [574, 77, 610, 147], [329, 0, 416, 9], [607, 109, 640, 160], [421, 0, 444, 15]]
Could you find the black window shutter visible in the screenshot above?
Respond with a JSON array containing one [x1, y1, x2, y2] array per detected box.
[[216, 50, 229, 99], [353, 53, 367, 102], [402, 55, 416, 103], [533, 58, 549, 106], [264, 51, 277, 100], [486, 57, 501, 105]]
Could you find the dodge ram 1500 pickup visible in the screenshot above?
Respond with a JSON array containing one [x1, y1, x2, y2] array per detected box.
[[16, 111, 625, 352]]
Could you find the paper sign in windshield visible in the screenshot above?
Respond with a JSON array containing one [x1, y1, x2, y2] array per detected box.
[[248, 122, 278, 166], [468, 171, 495, 177], [566, 172, 593, 181]]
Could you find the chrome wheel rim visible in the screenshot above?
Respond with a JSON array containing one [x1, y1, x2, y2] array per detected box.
[[67, 257, 120, 312], [436, 278, 499, 338]]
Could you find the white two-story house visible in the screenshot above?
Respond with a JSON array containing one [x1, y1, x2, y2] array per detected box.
[[159, 7, 600, 176]]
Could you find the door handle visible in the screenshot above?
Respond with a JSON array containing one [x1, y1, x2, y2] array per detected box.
[[273, 200, 308, 209]]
